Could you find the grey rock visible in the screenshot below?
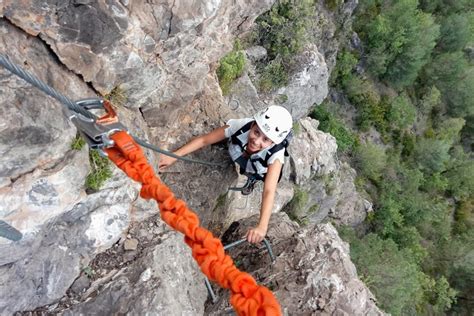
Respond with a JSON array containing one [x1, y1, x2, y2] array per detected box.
[[277, 45, 329, 120], [123, 238, 138, 251], [287, 118, 369, 226], [1, 0, 274, 110], [0, 181, 135, 314], [245, 45, 267, 62], [64, 232, 207, 315], [206, 213, 385, 315], [70, 275, 91, 295]]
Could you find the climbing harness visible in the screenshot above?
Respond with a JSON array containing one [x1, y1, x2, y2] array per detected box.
[[0, 54, 282, 314], [228, 176, 259, 195], [228, 121, 292, 195], [0, 54, 225, 167], [0, 220, 23, 241], [204, 238, 276, 303]]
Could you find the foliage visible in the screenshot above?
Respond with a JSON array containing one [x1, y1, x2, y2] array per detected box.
[[342, 1, 474, 313], [387, 94, 416, 130], [413, 138, 450, 174], [355, 0, 440, 88], [105, 86, 127, 107], [435, 117, 465, 146], [437, 13, 474, 52], [217, 41, 246, 95], [330, 49, 358, 87], [255, 0, 315, 61], [421, 51, 474, 118], [353, 142, 387, 182], [85, 150, 113, 192], [82, 266, 96, 279], [347, 233, 427, 315], [426, 276, 458, 313], [70, 134, 86, 150], [254, 0, 316, 91], [453, 199, 474, 235], [443, 146, 474, 200], [310, 102, 357, 152], [343, 74, 382, 131], [258, 58, 288, 92], [284, 186, 309, 224], [419, 0, 474, 15], [418, 85, 441, 115], [324, 0, 343, 11]]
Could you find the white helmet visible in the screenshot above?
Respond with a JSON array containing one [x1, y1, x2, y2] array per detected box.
[[254, 106, 293, 144]]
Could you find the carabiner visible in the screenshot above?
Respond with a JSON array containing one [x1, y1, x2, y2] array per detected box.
[[69, 98, 127, 156]]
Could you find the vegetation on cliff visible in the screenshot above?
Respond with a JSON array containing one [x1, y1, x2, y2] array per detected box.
[[328, 1, 474, 314]]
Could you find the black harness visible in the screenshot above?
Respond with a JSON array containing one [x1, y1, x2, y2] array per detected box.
[[230, 121, 291, 182]]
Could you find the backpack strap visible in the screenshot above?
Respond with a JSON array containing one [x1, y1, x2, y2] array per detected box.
[[230, 121, 254, 151], [230, 123, 292, 183]]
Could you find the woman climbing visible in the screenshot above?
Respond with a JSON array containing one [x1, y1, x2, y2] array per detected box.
[[158, 106, 293, 244]]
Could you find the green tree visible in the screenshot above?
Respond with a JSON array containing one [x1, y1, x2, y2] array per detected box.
[[413, 138, 450, 173], [348, 233, 426, 315], [422, 52, 474, 118], [418, 85, 441, 115], [443, 146, 474, 200], [356, 0, 440, 88], [310, 102, 357, 152], [420, 0, 474, 15], [353, 142, 387, 182], [387, 95, 416, 130], [255, 0, 315, 61], [437, 13, 474, 52], [435, 117, 465, 146], [331, 49, 358, 87]]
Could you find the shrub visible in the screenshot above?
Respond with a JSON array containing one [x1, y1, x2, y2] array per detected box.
[[85, 150, 113, 192], [343, 74, 382, 132], [71, 134, 86, 150], [353, 142, 387, 182], [284, 186, 309, 224], [217, 41, 246, 95], [348, 233, 427, 315], [105, 86, 127, 106], [325, 0, 343, 12], [254, 0, 316, 91], [413, 138, 450, 174], [387, 95, 416, 130], [330, 49, 358, 87], [255, 0, 315, 61], [310, 103, 357, 153], [258, 58, 288, 92]]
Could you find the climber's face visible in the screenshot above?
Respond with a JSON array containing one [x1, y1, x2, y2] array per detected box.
[[247, 122, 274, 153]]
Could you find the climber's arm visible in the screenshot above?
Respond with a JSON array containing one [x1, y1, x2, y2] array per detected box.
[[246, 160, 282, 244], [159, 125, 228, 171]]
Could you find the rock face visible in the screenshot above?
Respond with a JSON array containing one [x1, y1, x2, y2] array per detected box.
[[285, 118, 371, 226], [0, 0, 379, 315], [206, 213, 385, 315], [64, 230, 207, 315]]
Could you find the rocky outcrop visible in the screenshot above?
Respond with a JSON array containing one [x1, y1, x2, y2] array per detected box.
[[286, 118, 372, 226], [206, 213, 385, 315], [64, 229, 207, 315], [0, 0, 378, 314], [1, 0, 274, 112]]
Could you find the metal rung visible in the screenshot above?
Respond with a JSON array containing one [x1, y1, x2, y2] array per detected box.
[[0, 220, 22, 241]]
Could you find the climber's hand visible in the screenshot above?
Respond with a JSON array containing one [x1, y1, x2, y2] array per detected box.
[[245, 226, 266, 244], [158, 155, 178, 172]]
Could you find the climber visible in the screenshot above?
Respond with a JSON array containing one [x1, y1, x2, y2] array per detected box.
[[158, 105, 293, 244]]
